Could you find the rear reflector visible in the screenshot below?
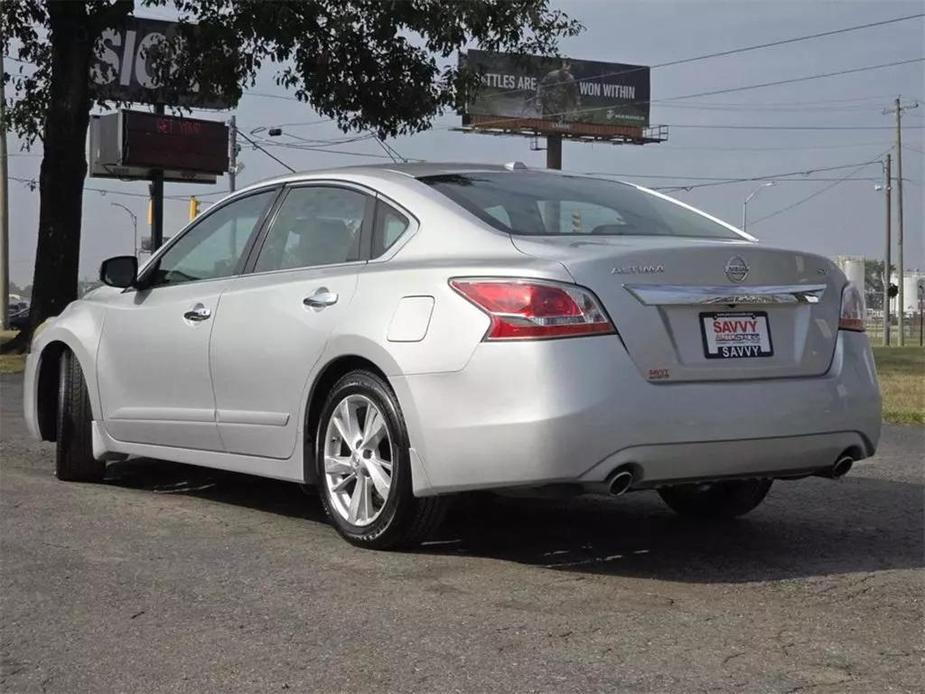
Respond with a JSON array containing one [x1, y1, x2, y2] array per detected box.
[[838, 282, 865, 332], [450, 278, 615, 340]]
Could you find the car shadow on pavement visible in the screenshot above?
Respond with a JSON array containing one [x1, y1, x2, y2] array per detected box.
[[104, 458, 923, 584]]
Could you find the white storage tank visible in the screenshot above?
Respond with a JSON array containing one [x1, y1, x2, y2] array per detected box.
[[903, 271, 925, 315], [834, 256, 866, 310]]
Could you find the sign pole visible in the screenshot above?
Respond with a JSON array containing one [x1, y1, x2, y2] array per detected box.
[[546, 134, 562, 170], [150, 104, 165, 250]]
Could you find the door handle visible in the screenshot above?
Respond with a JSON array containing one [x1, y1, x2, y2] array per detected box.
[[184, 305, 212, 322], [303, 289, 339, 308]]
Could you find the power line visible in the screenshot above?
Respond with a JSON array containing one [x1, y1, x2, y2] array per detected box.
[[238, 131, 296, 172], [656, 141, 894, 152], [448, 57, 925, 131], [476, 13, 925, 100], [748, 160, 883, 226], [666, 123, 924, 130]]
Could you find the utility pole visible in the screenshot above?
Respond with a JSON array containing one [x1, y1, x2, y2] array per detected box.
[[0, 52, 9, 330], [883, 154, 892, 346], [885, 97, 919, 345], [228, 115, 237, 192]]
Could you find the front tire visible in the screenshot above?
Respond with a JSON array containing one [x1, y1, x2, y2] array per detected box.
[[658, 479, 772, 519], [55, 351, 105, 482], [316, 370, 446, 550]]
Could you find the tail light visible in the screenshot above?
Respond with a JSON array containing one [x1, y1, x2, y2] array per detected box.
[[839, 282, 865, 332], [450, 278, 615, 340]]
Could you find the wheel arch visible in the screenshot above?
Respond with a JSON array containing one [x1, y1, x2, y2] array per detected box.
[[34, 336, 100, 441], [303, 354, 393, 484]]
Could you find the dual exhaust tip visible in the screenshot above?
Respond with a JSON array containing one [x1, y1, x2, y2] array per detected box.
[[607, 453, 856, 495]]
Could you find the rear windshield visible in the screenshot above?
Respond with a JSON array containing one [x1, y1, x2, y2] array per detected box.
[[422, 172, 741, 239]]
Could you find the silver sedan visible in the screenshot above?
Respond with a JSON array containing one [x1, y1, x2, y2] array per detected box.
[[24, 163, 881, 549]]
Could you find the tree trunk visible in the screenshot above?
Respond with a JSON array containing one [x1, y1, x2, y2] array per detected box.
[[25, 1, 94, 341]]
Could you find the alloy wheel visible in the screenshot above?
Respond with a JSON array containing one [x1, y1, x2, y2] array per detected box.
[[323, 394, 394, 526]]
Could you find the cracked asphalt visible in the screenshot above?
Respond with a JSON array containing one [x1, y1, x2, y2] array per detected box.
[[1, 372, 922, 693]]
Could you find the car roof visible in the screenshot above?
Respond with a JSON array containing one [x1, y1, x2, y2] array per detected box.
[[245, 162, 522, 189]]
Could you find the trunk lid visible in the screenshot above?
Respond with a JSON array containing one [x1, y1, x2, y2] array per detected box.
[[512, 235, 844, 382]]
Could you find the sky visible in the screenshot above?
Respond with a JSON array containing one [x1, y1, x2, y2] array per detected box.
[[6, 0, 924, 288]]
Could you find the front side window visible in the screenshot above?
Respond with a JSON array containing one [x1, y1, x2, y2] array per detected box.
[[148, 189, 276, 287], [423, 172, 741, 239], [254, 186, 367, 272]]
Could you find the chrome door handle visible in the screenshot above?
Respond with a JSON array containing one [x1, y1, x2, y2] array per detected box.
[[303, 289, 339, 308], [184, 305, 212, 322]]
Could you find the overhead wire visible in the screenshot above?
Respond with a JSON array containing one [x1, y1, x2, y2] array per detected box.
[[475, 13, 925, 101], [744, 159, 889, 226]]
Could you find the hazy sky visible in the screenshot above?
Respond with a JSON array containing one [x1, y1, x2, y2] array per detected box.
[[6, 0, 924, 287]]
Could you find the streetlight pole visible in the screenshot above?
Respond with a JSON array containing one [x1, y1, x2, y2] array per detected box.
[[110, 202, 139, 257], [742, 182, 775, 233]]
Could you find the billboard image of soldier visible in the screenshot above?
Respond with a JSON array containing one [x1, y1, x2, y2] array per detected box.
[[537, 61, 581, 122]]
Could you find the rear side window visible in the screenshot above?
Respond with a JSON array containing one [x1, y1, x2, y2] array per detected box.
[[254, 186, 368, 272], [422, 172, 740, 239], [371, 201, 410, 258]]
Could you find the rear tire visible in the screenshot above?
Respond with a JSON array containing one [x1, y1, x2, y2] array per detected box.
[[55, 351, 105, 482], [658, 479, 772, 518], [315, 369, 446, 550]]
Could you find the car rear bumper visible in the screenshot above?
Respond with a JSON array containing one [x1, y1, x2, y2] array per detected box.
[[392, 331, 881, 496]]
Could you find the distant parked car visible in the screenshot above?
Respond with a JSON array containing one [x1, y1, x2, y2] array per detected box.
[[23, 163, 881, 549], [8, 300, 30, 331]]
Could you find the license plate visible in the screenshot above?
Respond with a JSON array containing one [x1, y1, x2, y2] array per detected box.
[[700, 311, 773, 359]]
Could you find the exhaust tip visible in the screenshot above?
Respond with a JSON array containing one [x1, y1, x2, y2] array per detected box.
[[609, 470, 635, 496], [831, 455, 854, 479]]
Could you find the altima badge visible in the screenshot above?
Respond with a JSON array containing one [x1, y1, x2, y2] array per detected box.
[[611, 264, 665, 275], [725, 256, 749, 283]]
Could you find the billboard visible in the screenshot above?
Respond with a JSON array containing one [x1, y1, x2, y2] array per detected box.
[[461, 50, 650, 137], [90, 16, 235, 109]]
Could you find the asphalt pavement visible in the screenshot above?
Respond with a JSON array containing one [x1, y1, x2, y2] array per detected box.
[[1, 373, 922, 693]]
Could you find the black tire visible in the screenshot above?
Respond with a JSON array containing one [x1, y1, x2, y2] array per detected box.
[[55, 350, 105, 482], [658, 479, 772, 519], [315, 370, 446, 550]]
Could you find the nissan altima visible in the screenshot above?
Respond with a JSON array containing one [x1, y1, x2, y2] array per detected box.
[[24, 163, 881, 549]]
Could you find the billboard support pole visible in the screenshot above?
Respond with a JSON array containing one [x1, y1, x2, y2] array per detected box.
[[546, 134, 562, 170], [150, 104, 165, 251]]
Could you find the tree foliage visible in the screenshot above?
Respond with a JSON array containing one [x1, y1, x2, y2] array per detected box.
[[3, 0, 582, 140], [0, 0, 581, 348]]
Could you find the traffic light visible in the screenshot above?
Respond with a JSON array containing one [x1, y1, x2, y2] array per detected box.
[[888, 283, 899, 299], [189, 196, 200, 221]]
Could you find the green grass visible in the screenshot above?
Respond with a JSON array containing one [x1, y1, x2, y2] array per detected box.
[[0, 330, 26, 374], [872, 346, 925, 425]]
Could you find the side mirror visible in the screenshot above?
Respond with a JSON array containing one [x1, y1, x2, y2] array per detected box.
[[100, 256, 138, 288]]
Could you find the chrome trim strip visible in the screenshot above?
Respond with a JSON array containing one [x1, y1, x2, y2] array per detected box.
[[623, 283, 827, 306]]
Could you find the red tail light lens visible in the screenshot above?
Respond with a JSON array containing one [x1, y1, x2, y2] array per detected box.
[[839, 282, 865, 332], [450, 278, 615, 340]]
